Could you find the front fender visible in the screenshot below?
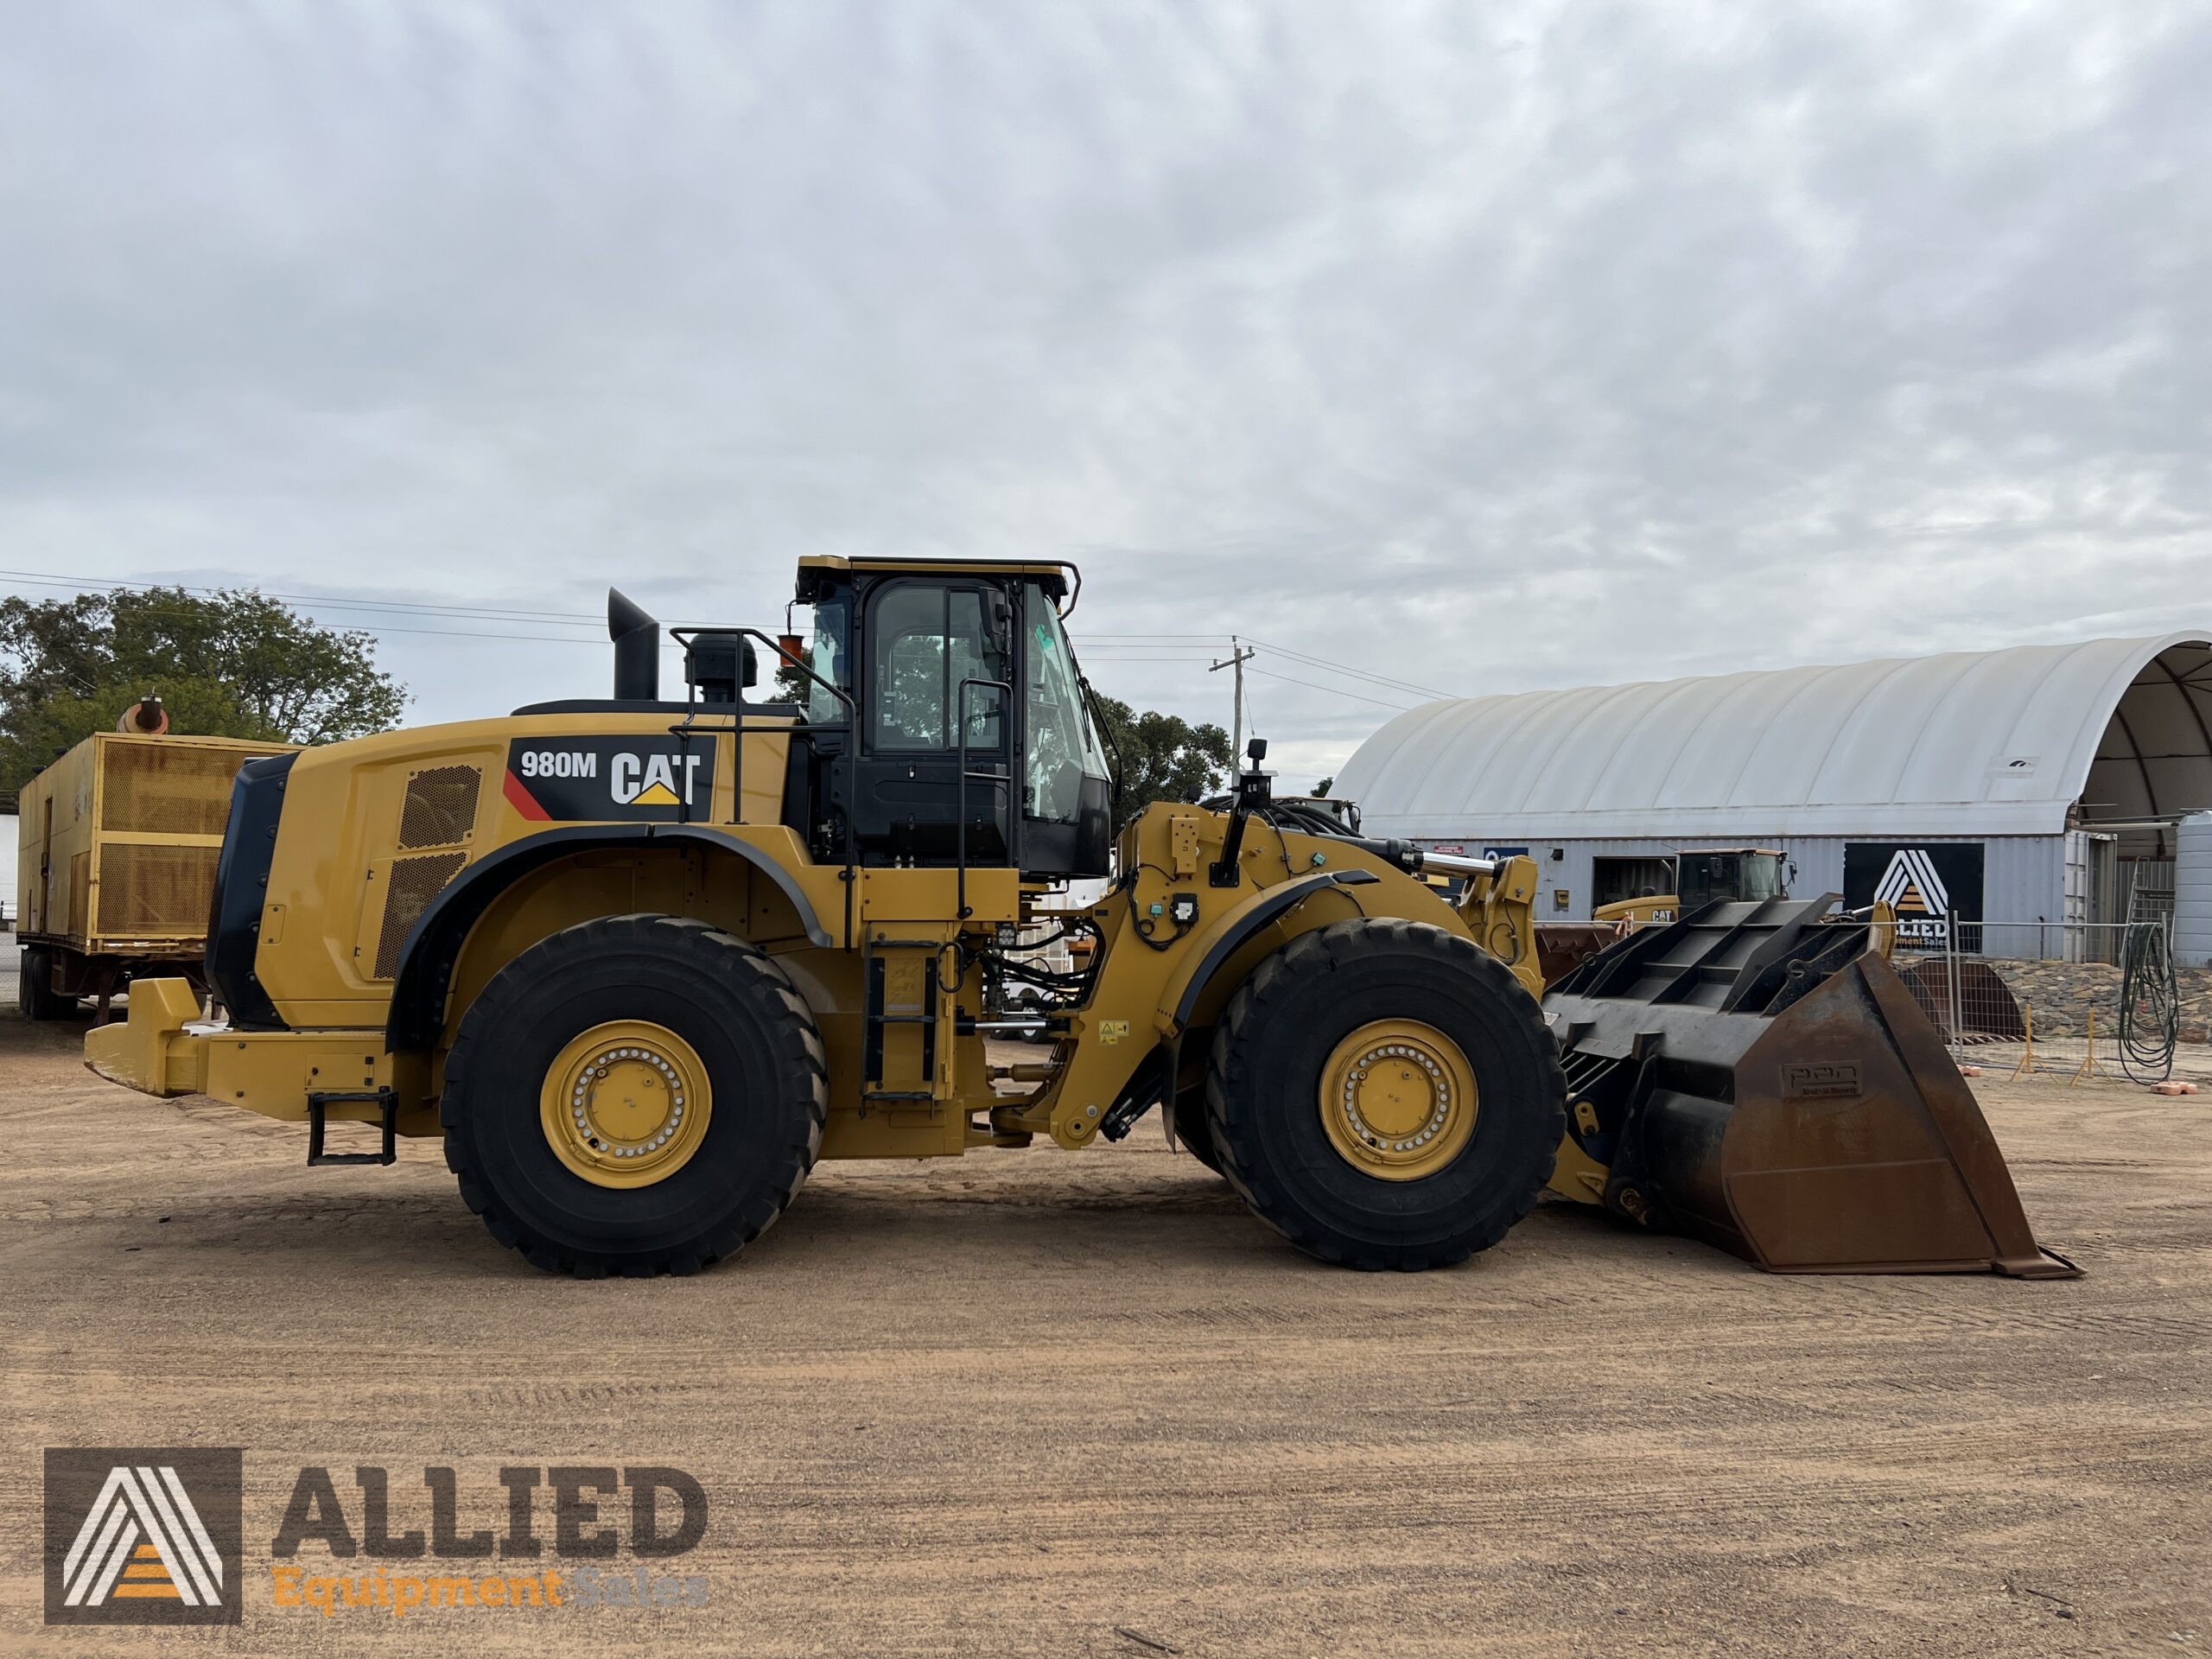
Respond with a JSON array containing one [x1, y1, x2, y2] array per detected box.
[[1157, 870, 1382, 1037]]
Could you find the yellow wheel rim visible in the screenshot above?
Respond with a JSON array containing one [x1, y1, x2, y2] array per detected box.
[[539, 1020, 712, 1189], [1319, 1019, 1478, 1181]]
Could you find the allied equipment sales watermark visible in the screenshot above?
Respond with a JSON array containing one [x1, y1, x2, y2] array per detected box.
[[47, 1452, 708, 1625], [267, 1465, 709, 1619], [44, 1448, 245, 1626]]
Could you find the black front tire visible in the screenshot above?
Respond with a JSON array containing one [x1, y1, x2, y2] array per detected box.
[[1205, 918, 1565, 1270], [441, 914, 827, 1277], [1168, 1078, 1226, 1175]]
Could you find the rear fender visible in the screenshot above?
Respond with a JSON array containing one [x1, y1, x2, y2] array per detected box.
[[385, 825, 830, 1050]]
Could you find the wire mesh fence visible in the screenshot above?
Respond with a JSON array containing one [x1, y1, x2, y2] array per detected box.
[[1554, 906, 2201, 1085], [1935, 919, 2154, 963], [1894, 914, 2184, 1084]]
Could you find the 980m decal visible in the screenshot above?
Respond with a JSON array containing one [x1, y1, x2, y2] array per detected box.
[[503, 736, 716, 822]]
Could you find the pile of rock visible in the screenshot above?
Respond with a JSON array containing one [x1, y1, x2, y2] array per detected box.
[[1985, 960, 2212, 1041]]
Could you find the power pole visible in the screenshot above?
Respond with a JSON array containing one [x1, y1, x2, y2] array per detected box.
[[1210, 637, 1256, 763]]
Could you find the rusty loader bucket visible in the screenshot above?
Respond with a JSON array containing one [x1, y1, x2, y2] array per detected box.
[[1541, 898, 2078, 1278]]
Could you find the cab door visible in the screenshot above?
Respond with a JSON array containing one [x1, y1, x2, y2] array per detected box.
[[850, 578, 1014, 865]]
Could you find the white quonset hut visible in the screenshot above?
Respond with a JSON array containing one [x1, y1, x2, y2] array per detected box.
[[1334, 633, 2212, 954]]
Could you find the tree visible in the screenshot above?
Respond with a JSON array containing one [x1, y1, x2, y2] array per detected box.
[[1312, 776, 1335, 797], [1090, 694, 1233, 824], [0, 586, 407, 797]]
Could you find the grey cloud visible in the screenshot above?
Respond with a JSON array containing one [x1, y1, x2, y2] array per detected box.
[[0, 1, 2205, 784]]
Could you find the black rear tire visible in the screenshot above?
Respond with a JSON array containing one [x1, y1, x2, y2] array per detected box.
[[1205, 918, 1564, 1270], [19, 944, 73, 1020], [442, 914, 827, 1276]]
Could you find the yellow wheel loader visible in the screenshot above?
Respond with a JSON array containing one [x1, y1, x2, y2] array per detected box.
[[1590, 847, 1789, 928], [87, 558, 2074, 1280]]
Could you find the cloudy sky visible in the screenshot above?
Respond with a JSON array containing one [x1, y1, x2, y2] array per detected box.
[[3, 2, 2207, 785]]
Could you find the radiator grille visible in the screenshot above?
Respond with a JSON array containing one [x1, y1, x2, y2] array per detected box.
[[398, 766, 482, 849], [99, 743, 249, 836], [95, 843, 221, 937], [374, 852, 467, 979], [69, 851, 91, 936]]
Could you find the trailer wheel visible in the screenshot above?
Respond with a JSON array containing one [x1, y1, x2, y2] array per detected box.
[[18, 944, 73, 1021], [1205, 918, 1564, 1271], [441, 914, 827, 1277]]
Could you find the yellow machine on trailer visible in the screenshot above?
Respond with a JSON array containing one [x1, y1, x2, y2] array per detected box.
[[89, 559, 2072, 1280], [18, 708, 294, 1020]]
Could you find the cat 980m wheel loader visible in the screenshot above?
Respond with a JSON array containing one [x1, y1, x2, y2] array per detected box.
[[87, 558, 2075, 1280]]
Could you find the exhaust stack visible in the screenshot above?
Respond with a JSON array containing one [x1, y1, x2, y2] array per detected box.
[[116, 696, 169, 735], [609, 588, 659, 701]]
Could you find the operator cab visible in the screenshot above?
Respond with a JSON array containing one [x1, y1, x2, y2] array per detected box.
[[788, 557, 1114, 880], [1674, 848, 1786, 909]]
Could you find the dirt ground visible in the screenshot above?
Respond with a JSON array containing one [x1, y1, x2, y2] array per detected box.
[[1, 1009, 2207, 1658]]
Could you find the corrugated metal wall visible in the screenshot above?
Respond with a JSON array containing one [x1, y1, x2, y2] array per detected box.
[[1414, 830, 2074, 942], [2176, 813, 2212, 967]]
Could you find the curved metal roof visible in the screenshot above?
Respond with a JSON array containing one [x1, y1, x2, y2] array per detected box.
[[1336, 632, 2212, 843]]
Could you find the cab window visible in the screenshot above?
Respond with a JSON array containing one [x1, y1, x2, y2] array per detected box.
[[804, 596, 850, 724], [1022, 582, 1107, 823], [868, 584, 1005, 752], [1676, 855, 1726, 909]]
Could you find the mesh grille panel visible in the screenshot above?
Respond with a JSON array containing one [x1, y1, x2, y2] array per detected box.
[[95, 843, 221, 936], [398, 766, 482, 849], [70, 851, 91, 935], [99, 743, 251, 836], [374, 852, 467, 979]]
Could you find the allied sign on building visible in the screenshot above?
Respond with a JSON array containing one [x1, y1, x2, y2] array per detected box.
[[1843, 842, 1986, 948]]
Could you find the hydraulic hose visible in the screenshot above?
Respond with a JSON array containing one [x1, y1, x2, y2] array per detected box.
[[2117, 922, 2178, 1085]]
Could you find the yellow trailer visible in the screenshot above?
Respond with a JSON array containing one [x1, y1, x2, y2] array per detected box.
[[16, 728, 295, 1020]]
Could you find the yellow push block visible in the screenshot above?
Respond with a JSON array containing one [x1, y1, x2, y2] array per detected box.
[[84, 977, 208, 1097]]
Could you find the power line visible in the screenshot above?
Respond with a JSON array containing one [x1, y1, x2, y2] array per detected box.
[[0, 568, 678, 647], [0, 567, 602, 627], [1078, 638, 1422, 714], [1083, 626, 1456, 702], [2, 567, 1459, 695], [2, 584, 605, 645], [1238, 636, 1454, 701], [1086, 657, 1412, 715], [1245, 665, 1413, 712], [1210, 638, 1257, 759]]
